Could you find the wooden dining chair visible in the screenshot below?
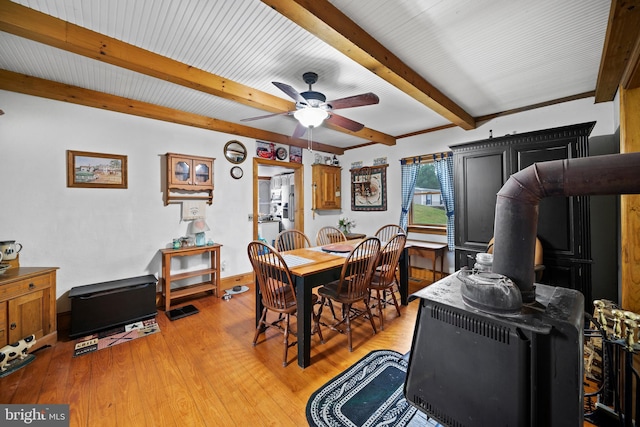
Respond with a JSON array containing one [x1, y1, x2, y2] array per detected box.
[[374, 224, 406, 283], [314, 226, 346, 320], [247, 241, 323, 367], [374, 224, 406, 243], [317, 237, 381, 352], [275, 229, 311, 252], [368, 233, 407, 330], [316, 226, 346, 246]]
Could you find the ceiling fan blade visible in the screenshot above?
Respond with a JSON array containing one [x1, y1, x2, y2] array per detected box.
[[273, 81, 307, 104], [240, 111, 291, 122], [326, 113, 365, 132], [292, 122, 307, 139], [327, 92, 379, 110]]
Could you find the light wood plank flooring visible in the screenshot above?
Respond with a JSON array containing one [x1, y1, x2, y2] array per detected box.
[[0, 284, 420, 426]]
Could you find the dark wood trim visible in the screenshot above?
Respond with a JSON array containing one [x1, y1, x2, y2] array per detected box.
[[394, 92, 595, 141]]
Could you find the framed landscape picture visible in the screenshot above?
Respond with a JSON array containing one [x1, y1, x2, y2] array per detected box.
[[351, 165, 387, 211], [67, 150, 128, 189]]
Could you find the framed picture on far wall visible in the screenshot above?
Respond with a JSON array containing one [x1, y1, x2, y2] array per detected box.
[[67, 150, 128, 189], [256, 140, 275, 159], [351, 165, 387, 211], [290, 146, 302, 163]]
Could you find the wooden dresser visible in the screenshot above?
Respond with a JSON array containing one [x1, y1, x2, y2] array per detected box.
[[0, 267, 58, 351]]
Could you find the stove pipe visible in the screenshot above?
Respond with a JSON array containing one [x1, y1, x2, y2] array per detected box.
[[492, 152, 640, 304]]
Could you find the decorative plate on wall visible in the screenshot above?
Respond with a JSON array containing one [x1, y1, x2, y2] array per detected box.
[[230, 166, 243, 179], [276, 146, 288, 160]]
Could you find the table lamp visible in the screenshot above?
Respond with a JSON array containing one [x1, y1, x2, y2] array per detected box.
[[188, 219, 210, 246]]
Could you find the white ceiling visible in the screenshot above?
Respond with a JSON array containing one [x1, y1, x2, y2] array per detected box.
[[0, 0, 612, 151]]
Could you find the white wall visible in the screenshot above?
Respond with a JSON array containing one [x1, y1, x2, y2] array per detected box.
[[1, 90, 258, 311], [0, 90, 616, 311]]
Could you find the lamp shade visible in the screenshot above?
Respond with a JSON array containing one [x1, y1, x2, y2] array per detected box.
[[188, 219, 210, 234], [294, 107, 329, 128]]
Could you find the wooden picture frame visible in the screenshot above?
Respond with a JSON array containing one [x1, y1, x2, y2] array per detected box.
[[289, 146, 302, 163], [351, 165, 387, 211], [67, 150, 128, 189]]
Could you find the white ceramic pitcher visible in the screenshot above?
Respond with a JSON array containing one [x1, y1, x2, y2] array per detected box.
[[0, 240, 22, 260]]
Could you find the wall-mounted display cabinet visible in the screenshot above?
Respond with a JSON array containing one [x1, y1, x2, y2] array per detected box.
[[165, 153, 214, 205]]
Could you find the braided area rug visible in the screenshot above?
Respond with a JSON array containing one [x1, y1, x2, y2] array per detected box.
[[306, 349, 440, 427]]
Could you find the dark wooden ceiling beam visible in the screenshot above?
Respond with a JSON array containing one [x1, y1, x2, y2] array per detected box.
[[595, 0, 640, 102], [0, 0, 394, 147], [0, 69, 344, 154], [262, 0, 476, 131]]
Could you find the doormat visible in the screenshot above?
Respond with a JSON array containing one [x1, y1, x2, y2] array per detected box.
[[306, 349, 441, 427], [73, 318, 160, 357]]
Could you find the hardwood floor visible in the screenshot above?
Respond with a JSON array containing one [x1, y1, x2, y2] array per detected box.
[[1, 279, 598, 426], [0, 285, 420, 426]]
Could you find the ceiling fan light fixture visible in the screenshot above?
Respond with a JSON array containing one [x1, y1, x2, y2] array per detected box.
[[294, 107, 328, 128]]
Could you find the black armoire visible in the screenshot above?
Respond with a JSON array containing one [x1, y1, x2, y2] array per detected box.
[[451, 122, 595, 304]]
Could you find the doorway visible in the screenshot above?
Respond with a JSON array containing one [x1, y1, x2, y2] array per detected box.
[[252, 158, 304, 240]]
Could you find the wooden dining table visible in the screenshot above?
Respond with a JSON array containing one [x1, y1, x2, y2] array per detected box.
[[254, 239, 410, 368]]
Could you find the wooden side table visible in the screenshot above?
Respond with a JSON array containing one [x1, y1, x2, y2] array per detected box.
[[345, 233, 366, 240], [405, 240, 447, 284], [160, 245, 221, 311]]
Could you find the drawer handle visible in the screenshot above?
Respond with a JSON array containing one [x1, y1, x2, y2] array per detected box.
[[29, 283, 36, 289], [10, 322, 16, 330]]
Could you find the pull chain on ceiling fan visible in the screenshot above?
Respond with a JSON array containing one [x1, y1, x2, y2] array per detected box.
[[241, 72, 379, 139]]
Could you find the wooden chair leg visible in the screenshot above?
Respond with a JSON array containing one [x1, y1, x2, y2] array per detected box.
[[253, 308, 268, 345], [313, 306, 324, 344], [317, 296, 325, 319], [389, 285, 401, 317], [344, 303, 353, 352], [327, 300, 337, 320], [282, 313, 290, 367], [365, 302, 378, 336], [375, 289, 385, 330]]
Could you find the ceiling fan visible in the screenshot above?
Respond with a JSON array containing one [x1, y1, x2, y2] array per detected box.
[[241, 72, 379, 138]]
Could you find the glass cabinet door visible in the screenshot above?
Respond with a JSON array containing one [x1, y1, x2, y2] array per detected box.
[[173, 160, 191, 184], [194, 162, 210, 185]]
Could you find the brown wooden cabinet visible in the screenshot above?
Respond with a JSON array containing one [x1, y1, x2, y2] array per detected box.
[[0, 267, 57, 351], [312, 164, 341, 210], [451, 122, 595, 305], [165, 152, 214, 205]]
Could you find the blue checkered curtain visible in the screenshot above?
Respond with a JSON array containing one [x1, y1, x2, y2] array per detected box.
[[399, 159, 420, 231], [433, 154, 455, 251]]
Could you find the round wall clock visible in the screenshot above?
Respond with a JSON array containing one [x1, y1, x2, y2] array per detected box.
[[276, 147, 288, 160], [230, 166, 243, 179]]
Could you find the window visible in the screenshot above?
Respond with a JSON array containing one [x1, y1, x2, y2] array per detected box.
[[409, 162, 447, 232]]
